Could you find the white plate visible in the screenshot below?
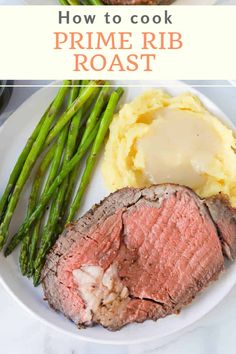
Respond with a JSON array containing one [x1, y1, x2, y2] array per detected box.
[[23, 0, 216, 5], [0, 80, 235, 345]]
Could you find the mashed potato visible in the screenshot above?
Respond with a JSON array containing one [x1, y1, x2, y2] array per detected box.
[[102, 90, 236, 206]]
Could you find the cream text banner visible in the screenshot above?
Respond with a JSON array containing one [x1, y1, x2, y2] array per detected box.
[[0, 6, 235, 80]]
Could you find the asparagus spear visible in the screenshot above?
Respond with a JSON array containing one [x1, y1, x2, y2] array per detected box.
[[0, 106, 51, 224], [33, 190, 65, 285], [32, 83, 81, 281], [20, 112, 69, 276], [47, 81, 99, 223], [82, 86, 101, 116], [67, 0, 80, 3], [59, 0, 69, 3], [64, 84, 81, 162], [81, 83, 110, 144], [67, 87, 123, 222], [58, 81, 89, 222], [19, 144, 57, 275], [31, 126, 71, 282], [25, 83, 82, 277], [5, 123, 100, 257], [0, 83, 70, 250], [62, 83, 110, 221], [45, 81, 102, 146]]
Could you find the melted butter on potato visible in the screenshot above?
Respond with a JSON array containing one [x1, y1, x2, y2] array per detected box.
[[102, 90, 236, 206]]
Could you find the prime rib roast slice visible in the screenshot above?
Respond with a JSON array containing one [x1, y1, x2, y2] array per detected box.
[[102, 0, 174, 5], [42, 184, 236, 331], [205, 196, 236, 260]]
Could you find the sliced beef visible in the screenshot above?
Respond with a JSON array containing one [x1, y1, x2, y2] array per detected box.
[[102, 0, 174, 5], [206, 195, 236, 261], [42, 184, 226, 331]]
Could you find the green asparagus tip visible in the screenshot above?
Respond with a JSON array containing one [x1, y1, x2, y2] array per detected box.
[[21, 267, 27, 276], [4, 247, 11, 257], [115, 87, 124, 98], [20, 257, 28, 275], [33, 270, 41, 287], [26, 261, 34, 277]]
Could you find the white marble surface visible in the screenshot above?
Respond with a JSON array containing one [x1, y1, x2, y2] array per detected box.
[[0, 81, 236, 353]]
